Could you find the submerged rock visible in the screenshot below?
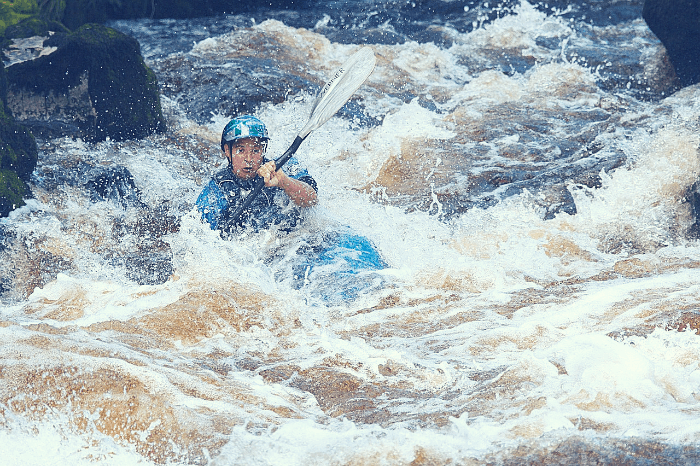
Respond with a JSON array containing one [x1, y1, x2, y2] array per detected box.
[[85, 166, 145, 209], [5, 23, 166, 141], [109, 205, 180, 285], [362, 100, 626, 222]]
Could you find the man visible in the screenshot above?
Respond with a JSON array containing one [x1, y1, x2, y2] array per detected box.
[[196, 115, 318, 235]]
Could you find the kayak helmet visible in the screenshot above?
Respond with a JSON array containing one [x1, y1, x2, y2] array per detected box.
[[221, 115, 269, 151]]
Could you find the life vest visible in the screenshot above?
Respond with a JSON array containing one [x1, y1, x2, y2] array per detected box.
[[196, 160, 316, 235]]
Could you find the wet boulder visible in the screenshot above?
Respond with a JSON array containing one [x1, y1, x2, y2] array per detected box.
[[684, 180, 700, 239], [0, 64, 38, 218], [85, 165, 145, 209], [0, 167, 24, 217], [0, 117, 38, 217], [362, 101, 625, 222], [2, 16, 69, 39], [117, 0, 311, 20], [643, 0, 700, 88], [83, 165, 178, 285], [0, 122, 36, 217], [154, 48, 315, 125], [5, 23, 166, 141], [111, 207, 180, 285]]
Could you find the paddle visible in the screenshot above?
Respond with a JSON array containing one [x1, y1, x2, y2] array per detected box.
[[228, 47, 377, 224]]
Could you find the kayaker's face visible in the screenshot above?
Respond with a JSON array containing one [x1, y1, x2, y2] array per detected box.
[[225, 138, 266, 180]]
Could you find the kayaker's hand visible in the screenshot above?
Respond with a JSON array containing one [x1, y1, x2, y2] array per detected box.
[[257, 160, 318, 207], [258, 161, 280, 187]]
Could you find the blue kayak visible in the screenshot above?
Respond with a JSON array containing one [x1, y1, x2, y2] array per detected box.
[[314, 229, 387, 271], [274, 226, 388, 304]]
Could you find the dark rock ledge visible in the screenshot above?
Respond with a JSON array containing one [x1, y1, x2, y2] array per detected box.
[[1, 16, 165, 218]]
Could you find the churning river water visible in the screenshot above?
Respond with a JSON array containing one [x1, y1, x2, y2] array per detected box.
[[2, 0, 700, 464]]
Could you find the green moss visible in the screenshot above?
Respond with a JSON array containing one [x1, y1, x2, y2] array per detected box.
[[0, 0, 39, 35], [0, 168, 26, 216], [0, 60, 7, 110], [4, 16, 69, 38], [37, 0, 65, 22], [0, 120, 37, 181]]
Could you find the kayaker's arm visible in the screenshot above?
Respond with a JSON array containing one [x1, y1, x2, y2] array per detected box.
[[257, 160, 318, 207]]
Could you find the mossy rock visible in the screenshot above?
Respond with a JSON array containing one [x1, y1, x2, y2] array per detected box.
[[3, 16, 70, 39], [0, 42, 38, 219], [0, 60, 7, 110], [0, 64, 37, 184], [0, 117, 38, 181], [0, 0, 38, 36], [0, 168, 29, 217], [6, 23, 166, 141]]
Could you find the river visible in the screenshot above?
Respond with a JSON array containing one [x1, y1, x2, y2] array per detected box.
[[2, 1, 700, 464]]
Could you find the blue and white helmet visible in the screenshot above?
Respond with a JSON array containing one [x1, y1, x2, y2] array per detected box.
[[220, 115, 269, 151]]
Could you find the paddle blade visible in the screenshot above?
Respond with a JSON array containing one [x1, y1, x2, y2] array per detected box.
[[299, 47, 376, 138]]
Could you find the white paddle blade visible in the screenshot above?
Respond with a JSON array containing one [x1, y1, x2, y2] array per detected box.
[[299, 47, 376, 138]]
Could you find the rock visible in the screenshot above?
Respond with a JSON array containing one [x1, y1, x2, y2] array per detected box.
[[362, 102, 625, 222], [62, 0, 237, 24], [643, 0, 700, 87], [0, 167, 29, 217], [538, 185, 577, 221], [154, 53, 315, 124], [122, 247, 174, 285], [105, 0, 151, 21], [684, 179, 700, 239], [5, 23, 166, 142], [110, 205, 180, 285], [0, 62, 38, 218], [0, 224, 12, 294], [1, 18, 70, 74], [85, 165, 145, 208], [0, 118, 37, 180], [3, 16, 69, 39], [61, 0, 110, 30]]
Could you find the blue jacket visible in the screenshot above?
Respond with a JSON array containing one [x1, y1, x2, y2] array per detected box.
[[196, 157, 317, 235]]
